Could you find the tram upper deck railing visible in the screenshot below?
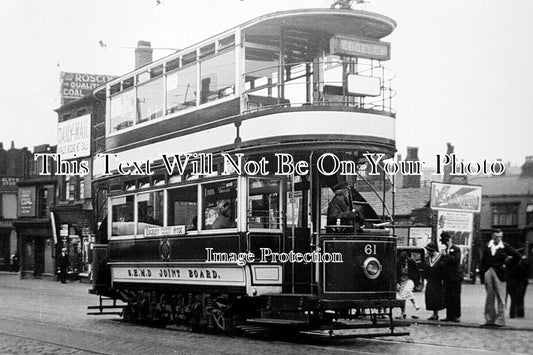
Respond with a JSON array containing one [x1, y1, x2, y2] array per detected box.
[[242, 60, 396, 115]]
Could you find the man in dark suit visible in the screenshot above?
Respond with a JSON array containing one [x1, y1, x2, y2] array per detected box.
[[440, 231, 463, 322], [327, 181, 361, 227], [480, 230, 520, 327], [58, 248, 70, 284]]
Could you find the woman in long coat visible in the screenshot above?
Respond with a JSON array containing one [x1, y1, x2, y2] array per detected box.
[[424, 242, 445, 320]]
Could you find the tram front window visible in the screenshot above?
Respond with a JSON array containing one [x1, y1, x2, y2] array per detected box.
[[202, 180, 237, 230], [167, 185, 198, 232], [248, 178, 281, 230], [137, 191, 164, 236]]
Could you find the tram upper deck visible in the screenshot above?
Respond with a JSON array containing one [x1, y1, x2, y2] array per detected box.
[[94, 8, 397, 178]]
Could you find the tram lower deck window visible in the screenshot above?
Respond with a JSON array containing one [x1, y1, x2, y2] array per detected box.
[[167, 185, 198, 231], [202, 180, 237, 230], [112, 195, 134, 236], [137, 191, 164, 236], [248, 178, 281, 230]]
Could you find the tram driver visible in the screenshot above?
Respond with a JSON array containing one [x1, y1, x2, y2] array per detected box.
[[327, 181, 363, 231]]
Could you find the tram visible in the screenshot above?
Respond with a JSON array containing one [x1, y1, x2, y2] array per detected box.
[[89, 5, 407, 337]]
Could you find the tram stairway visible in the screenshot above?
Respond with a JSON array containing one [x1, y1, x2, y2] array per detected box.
[[87, 295, 125, 316]]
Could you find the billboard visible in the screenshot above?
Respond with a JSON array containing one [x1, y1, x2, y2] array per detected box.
[[60, 71, 116, 105], [430, 182, 482, 213], [57, 114, 91, 159], [18, 186, 36, 217]]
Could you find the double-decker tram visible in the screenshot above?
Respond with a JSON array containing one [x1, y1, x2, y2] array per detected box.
[[89, 6, 408, 337]]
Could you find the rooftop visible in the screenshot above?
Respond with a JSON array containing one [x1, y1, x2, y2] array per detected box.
[[470, 175, 533, 197]]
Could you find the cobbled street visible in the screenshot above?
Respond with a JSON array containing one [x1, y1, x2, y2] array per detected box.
[[0, 274, 531, 355]]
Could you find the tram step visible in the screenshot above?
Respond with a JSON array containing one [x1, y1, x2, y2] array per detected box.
[[87, 305, 124, 309], [246, 318, 307, 326], [87, 311, 123, 316], [321, 320, 410, 330], [301, 331, 410, 339]]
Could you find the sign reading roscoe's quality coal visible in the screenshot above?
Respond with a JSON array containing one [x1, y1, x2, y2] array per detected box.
[[60, 71, 116, 105]]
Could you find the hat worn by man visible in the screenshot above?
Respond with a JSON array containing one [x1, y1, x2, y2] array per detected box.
[[332, 181, 349, 191], [440, 231, 451, 242], [425, 242, 438, 252]]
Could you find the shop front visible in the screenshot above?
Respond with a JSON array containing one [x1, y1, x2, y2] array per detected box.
[[13, 220, 55, 279], [53, 206, 94, 282]]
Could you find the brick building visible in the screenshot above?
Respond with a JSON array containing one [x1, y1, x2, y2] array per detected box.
[[0, 142, 32, 271]]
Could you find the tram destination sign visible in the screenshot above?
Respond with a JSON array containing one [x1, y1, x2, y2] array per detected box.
[[330, 36, 390, 61]]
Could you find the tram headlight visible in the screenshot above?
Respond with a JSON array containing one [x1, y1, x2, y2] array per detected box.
[[362, 257, 382, 279]]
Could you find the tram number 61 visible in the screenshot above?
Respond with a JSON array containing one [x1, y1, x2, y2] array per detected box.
[[364, 244, 377, 255]]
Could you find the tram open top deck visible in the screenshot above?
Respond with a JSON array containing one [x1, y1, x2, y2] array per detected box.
[[92, 8, 397, 179]]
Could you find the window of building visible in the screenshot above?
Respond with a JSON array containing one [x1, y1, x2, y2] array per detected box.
[[202, 179, 237, 230], [1, 193, 17, 219], [526, 203, 533, 226], [200, 50, 235, 104], [111, 195, 134, 236], [492, 203, 519, 227], [137, 191, 163, 236], [167, 185, 198, 231], [248, 178, 281, 230], [166, 65, 197, 114]]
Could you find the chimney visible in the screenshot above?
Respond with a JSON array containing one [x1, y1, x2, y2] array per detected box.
[[10, 141, 14, 149], [402, 147, 421, 188], [135, 40, 153, 69], [521, 156, 533, 178], [496, 159, 505, 176], [0, 142, 3, 150]]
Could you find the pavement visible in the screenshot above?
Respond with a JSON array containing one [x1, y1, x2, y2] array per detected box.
[[397, 281, 533, 331], [2, 271, 532, 331]]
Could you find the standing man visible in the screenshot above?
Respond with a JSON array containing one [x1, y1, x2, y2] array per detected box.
[[480, 230, 519, 327], [440, 231, 463, 322], [58, 248, 69, 284], [327, 181, 361, 228]]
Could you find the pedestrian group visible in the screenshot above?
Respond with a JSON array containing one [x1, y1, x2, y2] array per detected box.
[[397, 230, 528, 327]]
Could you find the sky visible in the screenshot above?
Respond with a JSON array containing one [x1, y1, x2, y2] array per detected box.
[[0, 0, 532, 167]]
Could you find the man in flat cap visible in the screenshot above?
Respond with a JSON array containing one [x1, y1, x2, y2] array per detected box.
[[480, 229, 520, 327], [327, 181, 361, 229]]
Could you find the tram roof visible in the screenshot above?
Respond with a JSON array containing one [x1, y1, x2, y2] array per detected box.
[[102, 8, 396, 88], [240, 8, 396, 40]]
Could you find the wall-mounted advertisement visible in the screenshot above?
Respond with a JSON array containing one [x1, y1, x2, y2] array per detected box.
[[57, 114, 91, 159], [60, 71, 116, 105], [430, 182, 482, 213], [437, 210, 474, 278], [17, 186, 36, 217]]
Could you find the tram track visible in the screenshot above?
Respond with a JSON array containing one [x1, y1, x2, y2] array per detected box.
[[0, 331, 111, 355]]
